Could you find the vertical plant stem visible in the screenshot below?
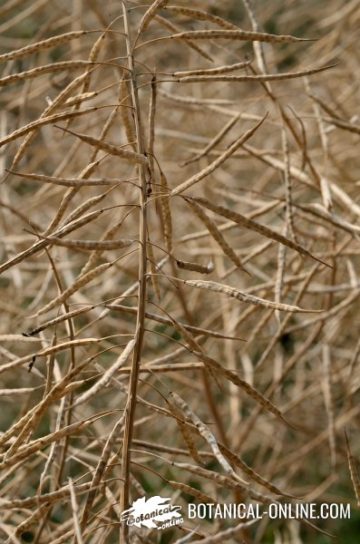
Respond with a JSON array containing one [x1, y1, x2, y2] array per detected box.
[[120, 2, 148, 541]]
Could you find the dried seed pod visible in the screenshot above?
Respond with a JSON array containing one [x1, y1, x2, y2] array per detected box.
[[0, 414, 104, 471], [171, 460, 249, 488], [158, 170, 173, 252], [172, 115, 266, 195], [0, 359, 89, 447], [63, 190, 112, 224], [169, 392, 236, 477], [166, 402, 203, 465], [0, 106, 110, 148], [218, 443, 295, 498], [34, 234, 135, 251], [147, 241, 161, 300], [58, 126, 148, 165], [174, 60, 251, 78], [168, 29, 313, 43], [8, 71, 91, 172], [0, 339, 99, 376], [0, 208, 104, 275], [163, 6, 238, 30], [190, 196, 329, 266], [72, 339, 135, 407], [182, 278, 322, 313], [119, 76, 136, 150], [155, 14, 213, 62], [24, 305, 94, 336], [177, 64, 333, 83], [80, 413, 126, 529], [176, 259, 214, 274], [168, 480, 216, 503], [34, 262, 116, 316], [183, 113, 241, 165], [63, 91, 97, 107], [0, 31, 88, 63], [159, 88, 234, 106], [107, 303, 244, 341], [138, 0, 170, 34], [81, 31, 107, 95], [0, 60, 93, 88], [0, 482, 92, 509], [186, 198, 247, 272]]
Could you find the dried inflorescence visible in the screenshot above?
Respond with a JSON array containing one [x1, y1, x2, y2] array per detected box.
[[0, 1, 359, 543]]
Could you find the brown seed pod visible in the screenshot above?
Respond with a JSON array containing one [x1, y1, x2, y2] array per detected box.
[[0, 30, 88, 63]]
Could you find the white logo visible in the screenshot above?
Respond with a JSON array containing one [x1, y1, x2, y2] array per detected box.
[[121, 496, 183, 530]]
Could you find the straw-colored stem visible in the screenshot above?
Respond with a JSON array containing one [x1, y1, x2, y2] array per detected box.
[[119, 4, 149, 541]]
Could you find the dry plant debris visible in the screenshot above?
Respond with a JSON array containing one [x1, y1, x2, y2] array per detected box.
[[0, 0, 359, 542]]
